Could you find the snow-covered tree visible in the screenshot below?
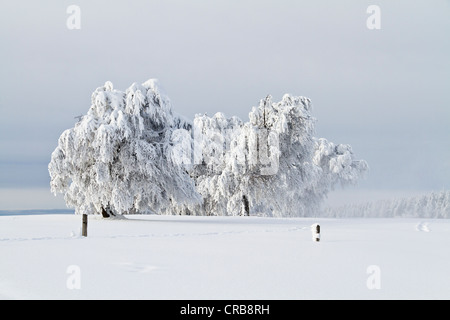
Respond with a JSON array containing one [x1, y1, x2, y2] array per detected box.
[[190, 94, 368, 216], [50, 78, 368, 217], [49, 80, 201, 216], [186, 112, 245, 216]]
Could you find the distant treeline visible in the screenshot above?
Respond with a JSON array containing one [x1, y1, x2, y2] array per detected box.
[[0, 209, 74, 216], [321, 190, 450, 218]]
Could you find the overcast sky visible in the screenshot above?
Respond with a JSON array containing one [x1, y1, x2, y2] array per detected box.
[[0, 0, 449, 209]]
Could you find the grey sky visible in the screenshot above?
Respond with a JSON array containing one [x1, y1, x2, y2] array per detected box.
[[0, 0, 449, 209]]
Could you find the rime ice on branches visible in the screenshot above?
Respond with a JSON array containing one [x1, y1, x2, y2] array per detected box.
[[49, 80, 201, 216], [49, 79, 368, 217]]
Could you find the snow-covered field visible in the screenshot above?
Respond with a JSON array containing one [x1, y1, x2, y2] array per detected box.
[[1, 213, 449, 300]]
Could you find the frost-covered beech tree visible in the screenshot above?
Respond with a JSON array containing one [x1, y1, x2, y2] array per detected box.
[[50, 78, 368, 217], [49, 80, 201, 216], [189, 94, 368, 217]]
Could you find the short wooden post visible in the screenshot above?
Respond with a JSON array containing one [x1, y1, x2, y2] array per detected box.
[[82, 214, 88, 237], [311, 223, 320, 242]]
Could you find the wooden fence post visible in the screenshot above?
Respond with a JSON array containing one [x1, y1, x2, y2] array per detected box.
[[82, 214, 88, 237]]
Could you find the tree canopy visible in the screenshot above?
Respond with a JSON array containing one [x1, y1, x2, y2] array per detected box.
[[49, 79, 368, 217]]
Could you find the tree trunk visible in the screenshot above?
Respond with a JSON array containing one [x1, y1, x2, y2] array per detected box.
[[101, 207, 109, 218], [101, 206, 115, 218], [242, 195, 250, 216]]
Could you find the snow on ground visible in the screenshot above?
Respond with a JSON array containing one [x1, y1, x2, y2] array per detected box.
[[0, 213, 449, 300]]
